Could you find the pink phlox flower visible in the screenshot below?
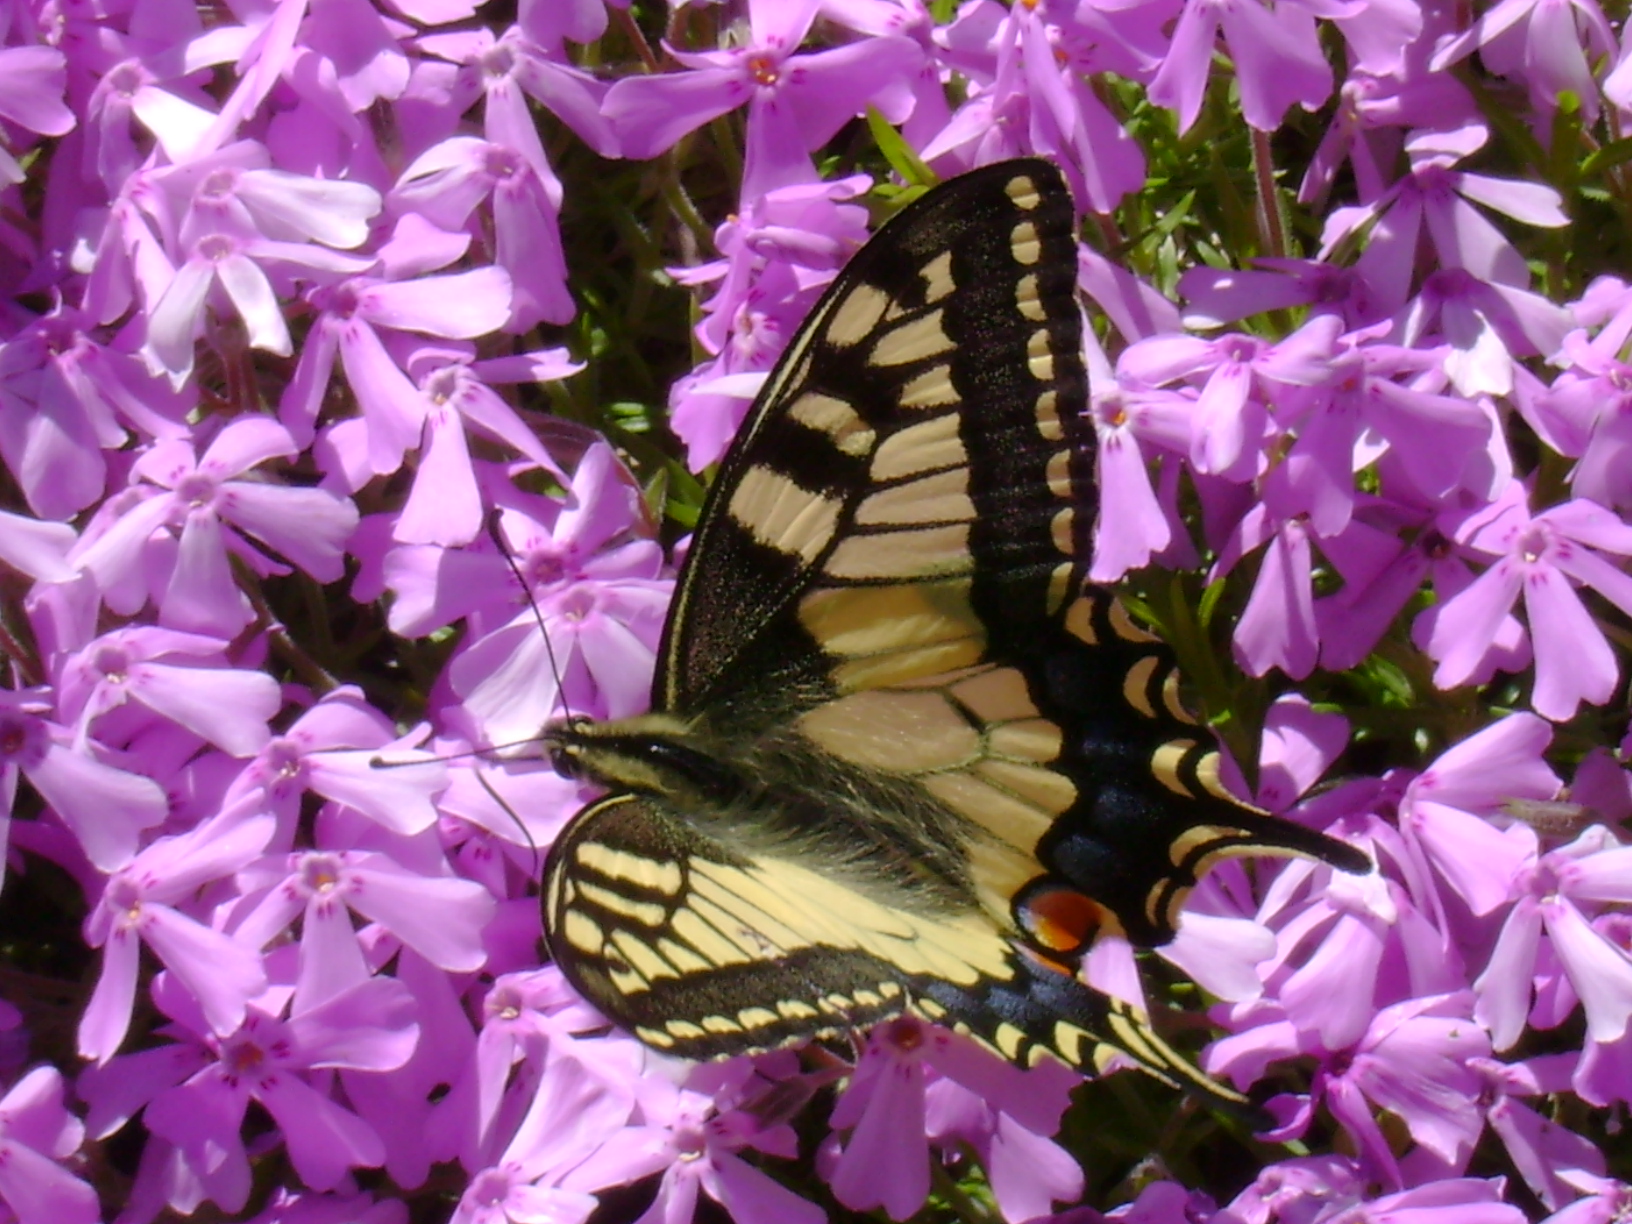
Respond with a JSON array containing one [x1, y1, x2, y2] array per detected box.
[[602, 0, 922, 201], [1474, 824, 1632, 1051], [1176, 695, 1352, 989], [1538, 324, 1632, 511], [283, 261, 513, 469], [1120, 318, 1338, 479], [387, 344, 580, 546], [1019, 7, 1149, 213], [80, 43, 221, 190], [76, 417, 360, 637], [56, 625, 281, 758], [0, 303, 193, 519], [922, 1064, 1084, 1222], [399, 18, 622, 331], [924, 4, 1145, 214], [457, 967, 642, 1162], [80, 799, 276, 1062], [77, 169, 185, 329], [288, 0, 411, 113], [1313, 502, 1441, 671], [1320, 124, 1567, 318], [825, 1015, 1073, 1220], [0, 42, 72, 187], [1572, 938, 1632, 1106], [0, 1066, 99, 1224], [1269, 329, 1494, 537], [1424, 482, 1632, 720], [225, 686, 446, 837], [1243, 805, 1465, 1051], [1216, 1154, 1364, 1223], [231, 842, 493, 1007], [452, 1053, 623, 1224], [565, 1060, 821, 1224], [420, 24, 617, 161], [139, 974, 419, 1210], [0, 687, 168, 876], [1087, 332, 1193, 581], [150, 141, 383, 253], [1386, 505, 1532, 686], [1216, 1154, 1365, 1223], [1147, 0, 1335, 133], [517, 0, 614, 49], [1321, 992, 1489, 1189], [141, 146, 383, 385], [1395, 713, 1560, 918], [666, 176, 872, 468], [1472, 1053, 1605, 1210], [391, 136, 573, 331], [1394, 266, 1572, 399], [687, 173, 871, 356], [1431, 0, 1615, 123], [436, 444, 670, 741], [1299, 69, 1473, 208], [1211, 502, 1323, 679]]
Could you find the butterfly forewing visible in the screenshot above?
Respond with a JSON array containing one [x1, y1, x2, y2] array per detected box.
[[659, 162, 1089, 719]]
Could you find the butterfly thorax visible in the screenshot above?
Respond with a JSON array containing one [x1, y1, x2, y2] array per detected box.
[[544, 711, 984, 918]]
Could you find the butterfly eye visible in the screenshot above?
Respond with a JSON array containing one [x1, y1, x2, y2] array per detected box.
[[547, 743, 585, 781]]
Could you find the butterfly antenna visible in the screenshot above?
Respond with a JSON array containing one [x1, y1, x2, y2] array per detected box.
[[485, 506, 575, 725], [369, 738, 549, 768], [471, 760, 541, 876]]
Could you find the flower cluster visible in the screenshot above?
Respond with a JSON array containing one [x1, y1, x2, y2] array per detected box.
[[1, 0, 1631, 1221]]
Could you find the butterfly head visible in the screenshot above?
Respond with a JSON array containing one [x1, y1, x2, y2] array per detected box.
[[540, 714, 598, 782], [541, 711, 744, 809]]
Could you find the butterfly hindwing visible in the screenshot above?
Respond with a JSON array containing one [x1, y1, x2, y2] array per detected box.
[[544, 788, 1243, 1105]]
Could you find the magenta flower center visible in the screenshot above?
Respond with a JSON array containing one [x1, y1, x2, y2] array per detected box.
[[881, 1014, 924, 1052], [483, 146, 523, 182], [298, 853, 344, 895], [424, 366, 460, 404], [93, 645, 130, 682], [105, 875, 142, 916], [198, 168, 241, 203], [470, 1169, 510, 1206], [174, 471, 217, 508], [526, 544, 569, 587], [1515, 523, 1552, 564], [747, 53, 780, 86], [674, 1126, 707, 1161], [222, 1037, 267, 1077], [1095, 395, 1128, 428], [198, 233, 237, 264], [556, 587, 598, 621], [331, 282, 363, 319], [1220, 335, 1258, 364], [106, 60, 145, 99], [265, 738, 304, 779], [480, 44, 515, 79]]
